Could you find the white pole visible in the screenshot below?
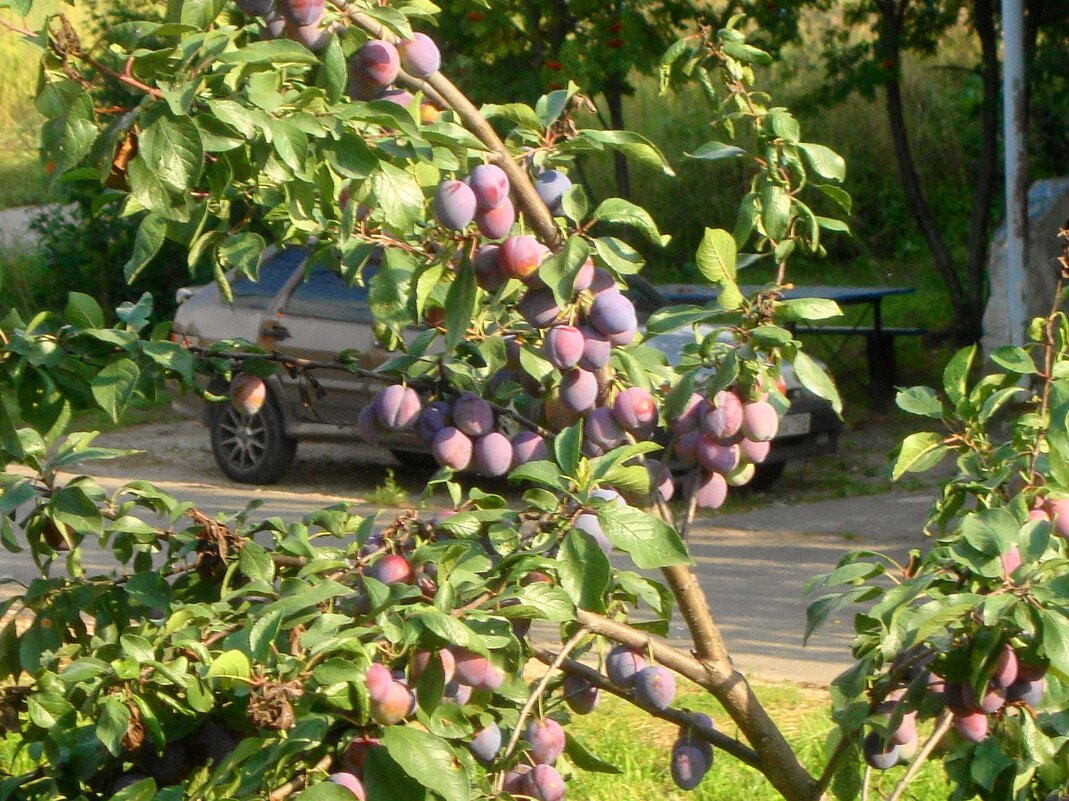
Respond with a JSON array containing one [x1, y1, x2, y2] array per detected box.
[[1001, 0, 1028, 347]]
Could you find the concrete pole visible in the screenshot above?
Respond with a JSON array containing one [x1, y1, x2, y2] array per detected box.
[[1001, 0, 1028, 346]]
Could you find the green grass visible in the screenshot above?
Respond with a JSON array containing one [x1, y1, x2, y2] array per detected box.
[[0, 244, 47, 317], [566, 681, 951, 801]]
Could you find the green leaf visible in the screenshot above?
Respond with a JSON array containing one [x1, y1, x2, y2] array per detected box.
[[1039, 609, 1069, 676], [768, 109, 800, 143], [239, 541, 275, 584], [444, 262, 477, 354], [779, 297, 841, 322], [943, 345, 977, 405], [577, 129, 674, 175], [218, 233, 266, 279], [90, 359, 141, 422], [686, 141, 746, 162], [206, 649, 252, 680], [597, 504, 690, 569], [540, 236, 591, 307], [220, 39, 321, 64], [799, 143, 846, 182], [645, 306, 720, 336], [564, 733, 622, 774], [554, 422, 582, 477], [592, 237, 644, 274], [791, 351, 842, 415], [890, 432, 947, 480], [96, 696, 131, 756], [816, 184, 853, 214], [123, 213, 167, 283], [895, 386, 943, 419], [557, 529, 610, 612], [508, 460, 566, 491], [381, 725, 470, 801], [479, 103, 542, 132], [140, 115, 203, 192], [990, 346, 1037, 375], [960, 508, 1018, 557], [695, 228, 737, 284], [760, 183, 791, 240], [65, 293, 105, 329], [593, 199, 668, 247], [372, 162, 423, 233]]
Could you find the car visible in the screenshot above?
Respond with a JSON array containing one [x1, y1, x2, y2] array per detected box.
[[170, 246, 841, 486]]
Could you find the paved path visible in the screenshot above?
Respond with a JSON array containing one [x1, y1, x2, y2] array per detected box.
[[0, 204, 73, 250]]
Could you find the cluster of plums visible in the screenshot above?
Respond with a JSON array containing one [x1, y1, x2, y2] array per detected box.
[[864, 643, 1047, 770], [237, 0, 335, 51]]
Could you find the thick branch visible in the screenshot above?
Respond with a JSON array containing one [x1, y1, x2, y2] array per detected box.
[[575, 610, 819, 801], [531, 646, 761, 769], [268, 753, 333, 801]]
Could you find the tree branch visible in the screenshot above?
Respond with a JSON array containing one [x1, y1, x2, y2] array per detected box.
[[268, 753, 334, 801], [885, 713, 953, 801]]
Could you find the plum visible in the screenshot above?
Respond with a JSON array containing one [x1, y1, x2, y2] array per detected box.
[[611, 387, 657, 435], [535, 170, 572, 213], [605, 645, 646, 688], [368, 553, 413, 585], [726, 462, 757, 487], [500, 236, 543, 281], [524, 718, 566, 765], [365, 663, 393, 703], [371, 681, 414, 725], [953, 711, 989, 742], [701, 390, 744, 441], [1001, 545, 1023, 577], [544, 325, 585, 370], [475, 198, 515, 240], [375, 384, 421, 430], [262, 11, 286, 38], [545, 388, 582, 430], [696, 438, 740, 475], [675, 431, 701, 467], [434, 180, 477, 230], [578, 326, 611, 371], [634, 665, 676, 711], [563, 674, 600, 714], [432, 427, 474, 471], [474, 244, 506, 292], [584, 407, 625, 451], [945, 681, 980, 715], [524, 764, 566, 801], [511, 431, 550, 467], [647, 459, 674, 502], [502, 764, 532, 795], [286, 20, 329, 50], [378, 88, 414, 107], [1047, 498, 1069, 537], [470, 164, 510, 210], [676, 712, 715, 764], [416, 401, 451, 443], [519, 287, 561, 328], [452, 393, 495, 437], [327, 772, 367, 800], [1029, 507, 1052, 523], [863, 731, 900, 770], [398, 32, 440, 78], [574, 513, 612, 555], [979, 686, 1006, 713], [670, 742, 710, 790], [474, 432, 513, 477], [695, 471, 728, 509], [740, 438, 771, 464], [559, 369, 599, 414], [1006, 677, 1045, 706], [278, 0, 322, 25], [589, 290, 637, 337], [741, 401, 779, 442], [443, 679, 473, 705], [606, 325, 637, 347], [896, 732, 919, 763], [572, 259, 595, 293], [889, 713, 916, 745], [341, 737, 383, 775], [589, 268, 617, 294], [409, 649, 456, 685], [991, 644, 1019, 688], [468, 722, 502, 764], [671, 393, 705, 435], [237, 0, 274, 15], [230, 373, 267, 416], [451, 648, 490, 687]]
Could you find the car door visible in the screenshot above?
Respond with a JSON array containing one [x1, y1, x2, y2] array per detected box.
[[266, 260, 380, 426]]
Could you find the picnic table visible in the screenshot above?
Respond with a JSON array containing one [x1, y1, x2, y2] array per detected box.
[[657, 284, 923, 400]]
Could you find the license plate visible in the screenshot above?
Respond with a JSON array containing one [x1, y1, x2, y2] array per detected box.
[[777, 412, 811, 438]]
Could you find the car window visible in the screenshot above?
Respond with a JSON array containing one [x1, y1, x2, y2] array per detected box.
[[284, 264, 373, 323], [232, 249, 306, 309]]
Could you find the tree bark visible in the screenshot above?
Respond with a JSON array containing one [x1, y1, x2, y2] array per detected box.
[[604, 75, 632, 199]]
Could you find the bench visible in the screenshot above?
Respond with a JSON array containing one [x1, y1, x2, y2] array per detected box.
[[794, 325, 927, 401]]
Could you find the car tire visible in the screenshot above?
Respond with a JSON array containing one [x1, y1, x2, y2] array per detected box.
[[208, 390, 297, 485], [747, 461, 786, 491]]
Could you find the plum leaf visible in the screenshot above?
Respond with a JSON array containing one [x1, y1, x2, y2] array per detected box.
[[598, 504, 691, 569], [382, 725, 471, 801]]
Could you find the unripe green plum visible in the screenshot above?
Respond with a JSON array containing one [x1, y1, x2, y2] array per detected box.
[[475, 198, 515, 239], [605, 645, 646, 688], [670, 742, 710, 790], [278, 0, 322, 25], [375, 384, 421, 430], [519, 287, 561, 328], [563, 675, 600, 714], [371, 681, 414, 725], [726, 462, 756, 487], [230, 373, 267, 416], [398, 32, 440, 78], [741, 400, 779, 442], [695, 471, 728, 509], [473, 432, 513, 477], [511, 431, 549, 467], [434, 180, 477, 230], [611, 386, 657, 435], [470, 163, 510, 210], [863, 731, 900, 770], [524, 718, 566, 765], [327, 772, 367, 800], [452, 393, 495, 437], [634, 665, 676, 710], [953, 711, 988, 742], [500, 236, 543, 281], [432, 427, 473, 471]]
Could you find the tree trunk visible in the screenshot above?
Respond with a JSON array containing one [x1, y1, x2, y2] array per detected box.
[[961, 0, 1000, 340], [604, 75, 631, 199]]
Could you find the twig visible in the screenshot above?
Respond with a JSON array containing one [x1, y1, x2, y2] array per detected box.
[[494, 628, 587, 793], [268, 753, 334, 801], [530, 646, 761, 769], [815, 733, 854, 796], [861, 765, 871, 801], [885, 712, 953, 801]]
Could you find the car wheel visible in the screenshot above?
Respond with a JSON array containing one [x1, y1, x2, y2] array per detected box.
[[209, 391, 297, 485], [747, 461, 786, 491]]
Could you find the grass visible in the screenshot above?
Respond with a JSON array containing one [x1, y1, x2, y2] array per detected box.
[[566, 680, 951, 801], [365, 468, 413, 507]]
